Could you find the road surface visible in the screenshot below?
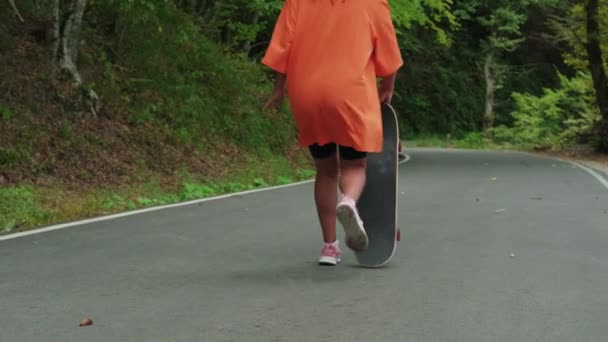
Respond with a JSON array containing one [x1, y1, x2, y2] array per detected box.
[[1, 148, 607, 342]]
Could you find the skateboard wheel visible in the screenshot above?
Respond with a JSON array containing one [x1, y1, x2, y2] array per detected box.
[[396, 228, 401, 242]]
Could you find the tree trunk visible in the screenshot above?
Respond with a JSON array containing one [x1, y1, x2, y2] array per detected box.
[[483, 51, 496, 134], [585, 0, 608, 152], [68, 0, 87, 65], [59, 0, 85, 82], [50, 0, 61, 63], [51, 0, 100, 115], [7, 0, 24, 22]]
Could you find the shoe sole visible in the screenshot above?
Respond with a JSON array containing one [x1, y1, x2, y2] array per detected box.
[[319, 256, 340, 266], [336, 204, 368, 251]]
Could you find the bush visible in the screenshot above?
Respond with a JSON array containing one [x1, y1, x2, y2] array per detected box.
[[91, 1, 297, 152], [455, 132, 491, 149], [493, 72, 600, 150], [0, 105, 13, 121]]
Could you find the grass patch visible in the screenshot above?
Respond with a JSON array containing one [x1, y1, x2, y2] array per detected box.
[[404, 132, 525, 151], [1, 154, 315, 234], [0, 186, 50, 233], [0, 105, 13, 121]]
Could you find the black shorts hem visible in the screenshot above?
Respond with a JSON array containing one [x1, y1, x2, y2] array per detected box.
[[308, 143, 367, 160]]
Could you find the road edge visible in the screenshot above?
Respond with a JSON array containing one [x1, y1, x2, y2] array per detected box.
[[0, 154, 412, 242], [536, 154, 608, 190]]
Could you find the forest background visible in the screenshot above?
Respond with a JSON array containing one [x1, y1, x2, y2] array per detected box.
[[1, 0, 607, 232]]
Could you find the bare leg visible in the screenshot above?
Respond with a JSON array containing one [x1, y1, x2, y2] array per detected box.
[[339, 158, 366, 202], [313, 154, 339, 243], [336, 156, 369, 251]]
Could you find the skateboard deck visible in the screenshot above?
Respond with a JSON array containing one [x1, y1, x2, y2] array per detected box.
[[354, 103, 400, 267]]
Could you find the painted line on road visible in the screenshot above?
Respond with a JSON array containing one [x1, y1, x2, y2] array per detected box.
[[565, 160, 608, 190], [0, 153, 412, 241], [524, 151, 608, 191], [0, 180, 314, 241]]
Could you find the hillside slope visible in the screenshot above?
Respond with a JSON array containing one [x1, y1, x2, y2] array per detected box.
[[0, 4, 312, 232]]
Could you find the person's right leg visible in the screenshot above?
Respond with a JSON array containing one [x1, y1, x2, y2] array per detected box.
[[338, 152, 367, 203], [336, 146, 369, 251]]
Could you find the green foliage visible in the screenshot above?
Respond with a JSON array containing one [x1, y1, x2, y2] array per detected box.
[[479, 7, 526, 52], [389, 0, 457, 45], [493, 72, 600, 149], [0, 106, 13, 121], [0, 186, 49, 232], [395, 26, 485, 136], [275, 175, 293, 185], [101, 166, 311, 212], [0, 22, 12, 51], [128, 104, 159, 126], [173, 0, 456, 52], [545, 1, 608, 71], [453, 0, 526, 55], [0, 145, 31, 169], [200, 0, 284, 51], [181, 182, 217, 200], [296, 168, 316, 180], [90, 1, 297, 151], [58, 120, 75, 141], [455, 132, 492, 149]]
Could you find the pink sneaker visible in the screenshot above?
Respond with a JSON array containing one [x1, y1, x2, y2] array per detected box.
[[336, 197, 368, 251], [319, 243, 342, 266]]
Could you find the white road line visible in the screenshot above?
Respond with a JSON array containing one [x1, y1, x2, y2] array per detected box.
[[528, 152, 608, 191], [0, 179, 314, 241], [0, 153, 413, 241], [565, 160, 608, 190]]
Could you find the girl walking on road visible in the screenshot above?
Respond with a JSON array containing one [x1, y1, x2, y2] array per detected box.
[[262, 0, 403, 265]]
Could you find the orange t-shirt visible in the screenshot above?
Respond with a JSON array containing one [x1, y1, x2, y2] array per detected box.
[[262, 0, 403, 152]]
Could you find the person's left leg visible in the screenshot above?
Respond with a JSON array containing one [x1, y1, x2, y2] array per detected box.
[[310, 146, 340, 244], [309, 143, 342, 265]]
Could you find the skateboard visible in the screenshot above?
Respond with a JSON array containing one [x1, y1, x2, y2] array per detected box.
[[354, 102, 400, 267]]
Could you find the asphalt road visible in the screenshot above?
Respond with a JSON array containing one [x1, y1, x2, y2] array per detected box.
[[1, 148, 607, 342]]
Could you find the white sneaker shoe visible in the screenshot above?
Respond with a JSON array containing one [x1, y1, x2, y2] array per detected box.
[[336, 197, 368, 251]]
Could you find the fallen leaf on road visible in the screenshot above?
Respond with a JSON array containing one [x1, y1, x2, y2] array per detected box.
[[79, 318, 93, 327]]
